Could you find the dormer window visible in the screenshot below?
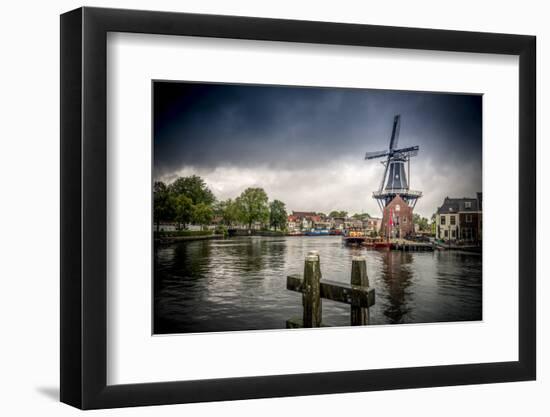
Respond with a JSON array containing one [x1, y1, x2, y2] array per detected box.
[[465, 201, 472, 209]]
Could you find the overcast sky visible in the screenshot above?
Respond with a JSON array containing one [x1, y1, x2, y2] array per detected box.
[[153, 81, 482, 219]]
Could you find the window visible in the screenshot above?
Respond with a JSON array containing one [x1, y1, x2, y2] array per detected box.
[[450, 215, 456, 225], [403, 216, 407, 223], [465, 201, 472, 209], [444, 230, 449, 238], [451, 230, 456, 238], [440, 215, 446, 225], [466, 214, 472, 223]]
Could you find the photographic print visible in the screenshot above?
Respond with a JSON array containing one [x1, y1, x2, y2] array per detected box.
[[153, 81, 482, 334]]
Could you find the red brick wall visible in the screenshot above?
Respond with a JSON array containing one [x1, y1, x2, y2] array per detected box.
[[380, 195, 414, 239]]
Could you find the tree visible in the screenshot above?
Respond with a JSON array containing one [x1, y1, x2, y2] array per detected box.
[[269, 200, 288, 231], [169, 175, 215, 206], [235, 187, 269, 229], [413, 213, 430, 231], [329, 210, 348, 218], [174, 194, 193, 229], [192, 203, 214, 229], [214, 199, 240, 226], [153, 181, 175, 232], [352, 212, 370, 220]]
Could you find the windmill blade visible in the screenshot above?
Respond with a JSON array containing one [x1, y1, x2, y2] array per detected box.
[[379, 155, 390, 192], [388, 114, 401, 151], [406, 149, 419, 158], [393, 145, 419, 158], [365, 150, 390, 160]]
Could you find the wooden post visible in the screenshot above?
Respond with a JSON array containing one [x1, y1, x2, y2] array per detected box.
[[302, 254, 322, 327], [350, 256, 370, 325], [307, 250, 321, 278]]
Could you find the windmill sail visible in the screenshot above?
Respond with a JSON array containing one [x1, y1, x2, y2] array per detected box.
[[365, 150, 389, 160], [388, 115, 401, 151]]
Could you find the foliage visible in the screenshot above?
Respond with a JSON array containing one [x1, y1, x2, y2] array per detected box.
[[413, 213, 430, 231], [215, 199, 240, 226], [153, 181, 176, 231], [168, 175, 215, 206], [269, 200, 288, 231], [329, 210, 348, 218], [174, 194, 194, 228], [192, 202, 214, 227], [235, 187, 269, 229], [153, 176, 289, 233], [351, 212, 370, 220]]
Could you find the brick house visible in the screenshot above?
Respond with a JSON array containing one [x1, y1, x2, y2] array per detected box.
[[380, 195, 414, 239], [435, 194, 482, 242]]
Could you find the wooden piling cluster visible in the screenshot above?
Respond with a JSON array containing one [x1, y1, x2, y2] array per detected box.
[[286, 251, 375, 328]]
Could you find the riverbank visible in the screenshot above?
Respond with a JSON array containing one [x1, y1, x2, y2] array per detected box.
[[227, 229, 286, 237], [154, 231, 224, 244]]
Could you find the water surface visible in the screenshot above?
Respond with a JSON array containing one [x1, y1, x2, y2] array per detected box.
[[154, 236, 482, 334]]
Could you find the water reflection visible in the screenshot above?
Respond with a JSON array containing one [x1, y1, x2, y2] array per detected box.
[[154, 236, 482, 334], [378, 251, 414, 324]]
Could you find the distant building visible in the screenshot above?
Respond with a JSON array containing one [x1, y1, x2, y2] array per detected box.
[[435, 194, 482, 242], [287, 215, 300, 233], [365, 217, 382, 234], [288, 211, 322, 232], [313, 220, 331, 230]]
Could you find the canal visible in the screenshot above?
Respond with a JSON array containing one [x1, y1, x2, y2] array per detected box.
[[154, 236, 482, 334]]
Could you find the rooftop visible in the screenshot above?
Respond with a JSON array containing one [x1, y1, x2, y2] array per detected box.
[[437, 195, 481, 214]]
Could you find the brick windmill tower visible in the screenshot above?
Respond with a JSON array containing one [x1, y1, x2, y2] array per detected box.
[[365, 115, 422, 239]]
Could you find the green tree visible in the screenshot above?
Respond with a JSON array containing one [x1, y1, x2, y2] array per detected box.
[[235, 187, 269, 229], [174, 194, 193, 229], [169, 175, 215, 206], [352, 212, 370, 220], [329, 210, 348, 218], [413, 213, 430, 231], [192, 203, 214, 229], [153, 181, 175, 232], [214, 199, 240, 226], [269, 200, 288, 231]]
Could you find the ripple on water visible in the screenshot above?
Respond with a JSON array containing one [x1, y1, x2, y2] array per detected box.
[[154, 236, 482, 333]]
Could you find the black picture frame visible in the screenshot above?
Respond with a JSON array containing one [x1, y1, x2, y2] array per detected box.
[[60, 6, 536, 410]]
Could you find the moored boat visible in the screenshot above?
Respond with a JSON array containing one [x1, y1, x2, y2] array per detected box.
[[362, 236, 391, 249], [342, 228, 367, 246], [304, 228, 330, 236]]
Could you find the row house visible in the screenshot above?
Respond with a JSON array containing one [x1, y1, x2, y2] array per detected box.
[[288, 211, 321, 232], [435, 193, 482, 242]]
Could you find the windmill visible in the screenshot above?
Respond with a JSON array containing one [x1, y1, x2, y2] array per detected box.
[[365, 114, 422, 212]]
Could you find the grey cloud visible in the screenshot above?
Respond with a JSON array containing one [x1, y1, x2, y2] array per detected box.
[[154, 82, 482, 219]]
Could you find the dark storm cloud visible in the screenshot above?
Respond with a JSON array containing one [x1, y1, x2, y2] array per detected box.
[[153, 81, 482, 218]]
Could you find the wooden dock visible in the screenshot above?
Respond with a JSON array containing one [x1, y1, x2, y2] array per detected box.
[[391, 240, 434, 252]]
